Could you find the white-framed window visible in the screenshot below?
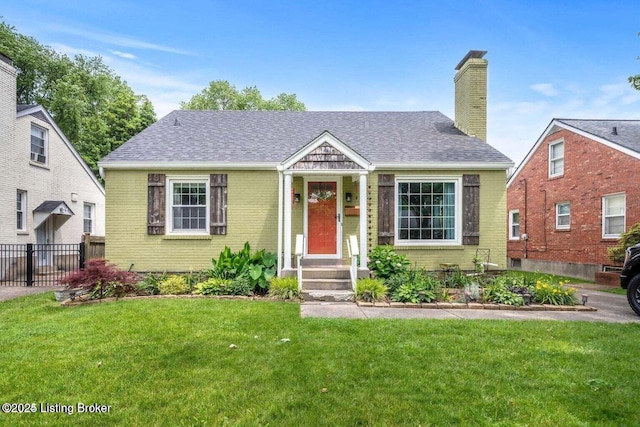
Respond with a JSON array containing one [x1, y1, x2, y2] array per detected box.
[[83, 203, 94, 234], [549, 140, 564, 177], [17, 190, 26, 231], [167, 177, 209, 234], [556, 202, 570, 229], [395, 177, 461, 245], [509, 210, 520, 240], [603, 193, 625, 238], [30, 124, 47, 164]]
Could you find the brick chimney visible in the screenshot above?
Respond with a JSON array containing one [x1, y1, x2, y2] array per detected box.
[[454, 50, 487, 141]]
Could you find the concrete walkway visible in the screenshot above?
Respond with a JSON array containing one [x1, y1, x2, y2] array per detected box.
[[301, 284, 640, 323], [2, 284, 638, 323], [0, 285, 63, 302]]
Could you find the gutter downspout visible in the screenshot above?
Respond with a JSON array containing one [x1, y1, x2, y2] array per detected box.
[[522, 178, 528, 258]]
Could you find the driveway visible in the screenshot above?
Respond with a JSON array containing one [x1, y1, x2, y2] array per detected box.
[[301, 284, 640, 323]]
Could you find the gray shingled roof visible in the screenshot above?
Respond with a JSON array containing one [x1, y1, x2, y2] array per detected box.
[[101, 110, 512, 165], [556, 119, 640, 154]]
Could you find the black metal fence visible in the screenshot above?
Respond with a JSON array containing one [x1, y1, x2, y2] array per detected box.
[[0, 243, 85, 286]]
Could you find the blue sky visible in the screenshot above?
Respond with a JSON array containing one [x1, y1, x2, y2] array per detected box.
[[3, 0, 640, 166]]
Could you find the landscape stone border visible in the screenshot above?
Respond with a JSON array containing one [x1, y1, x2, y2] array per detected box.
[[356, 301, 597, 311]]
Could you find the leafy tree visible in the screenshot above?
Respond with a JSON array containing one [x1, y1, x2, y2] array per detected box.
[[180, 80, 306, 111], [0, 20, 156, 179], [630, 32, 640, 90]]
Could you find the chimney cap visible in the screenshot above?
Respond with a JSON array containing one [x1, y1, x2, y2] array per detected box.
[[455, 50, 487, 70]]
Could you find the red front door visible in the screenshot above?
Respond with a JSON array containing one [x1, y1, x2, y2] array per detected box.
[[307, 181, 337, 255]]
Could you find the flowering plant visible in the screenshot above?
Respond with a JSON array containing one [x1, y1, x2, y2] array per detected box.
[[368, 245, 410, 280], [534, 280, 577, 305]]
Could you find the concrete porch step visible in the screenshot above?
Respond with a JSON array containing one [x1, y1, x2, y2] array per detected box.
[[301, 289, 354, 302], [302, 278, 352, 291], [302, 267, 351, 280]]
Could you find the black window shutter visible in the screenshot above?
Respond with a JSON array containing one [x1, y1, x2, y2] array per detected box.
[[462, 174, 480, 245], [377, 174, 395, 245], [210, 174, 227, 235], [147, 173, 166, 235]]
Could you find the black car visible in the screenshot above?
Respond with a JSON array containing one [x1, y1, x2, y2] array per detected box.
[[620, 243, 640, 315]]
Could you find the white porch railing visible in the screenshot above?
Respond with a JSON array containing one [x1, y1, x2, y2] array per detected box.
[[346, 235, 359, 291], [294, 234, 305, 292]]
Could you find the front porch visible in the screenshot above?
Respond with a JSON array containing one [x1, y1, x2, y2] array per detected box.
[[276, 131, 374, 279]]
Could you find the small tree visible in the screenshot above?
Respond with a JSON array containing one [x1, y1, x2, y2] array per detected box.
[[608, 222, 640, 264]]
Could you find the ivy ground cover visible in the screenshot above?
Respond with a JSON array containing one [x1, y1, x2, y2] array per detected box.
[[0, 293, 639, 426]]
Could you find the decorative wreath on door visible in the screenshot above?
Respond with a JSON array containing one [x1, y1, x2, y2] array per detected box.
[[308, 190, 335, 203]]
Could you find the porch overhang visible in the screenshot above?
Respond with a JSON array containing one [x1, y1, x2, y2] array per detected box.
[[277, 131, 372, 276], [33, 201, 74, 229]]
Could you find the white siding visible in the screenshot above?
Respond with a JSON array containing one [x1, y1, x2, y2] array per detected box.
[[0, 59, 105, 244]]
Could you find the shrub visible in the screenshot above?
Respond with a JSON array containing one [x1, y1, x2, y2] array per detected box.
[[534, 280, 576, 305], [462, 283, 482, 302], [483, 279, 524, 306], [392, 284, 436, 303], [194, 278, 232, 296], [608, 222, 640, 264], [385, 272, 409, 294], [355, 278, 388, 302], [59, 259, 141, 299], [137, 272, 168, 295], [368, 245, 410, 280], [390, 268, 439, 303], [268, 277, 300, 300], [444, 267, 473, 288], [157, 275, 190, 295]]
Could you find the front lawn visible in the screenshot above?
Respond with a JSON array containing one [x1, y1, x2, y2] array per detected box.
[[1, 293, 639, 426]]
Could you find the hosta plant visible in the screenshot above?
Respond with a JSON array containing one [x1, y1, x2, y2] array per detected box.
[[194, 278, 232, 296], [268, 277, 300, 300]]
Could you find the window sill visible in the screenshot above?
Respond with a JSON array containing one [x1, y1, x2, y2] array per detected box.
[[555, 228, 571, 232], [17, 231, 29, 236], [547, 174, 564, 181], [162, 235, 212, 240], [393, 244, 464, 250], [29, 161, 50, 170]]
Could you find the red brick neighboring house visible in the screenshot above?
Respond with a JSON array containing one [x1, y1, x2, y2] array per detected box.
[[506, 119, 640, 280]]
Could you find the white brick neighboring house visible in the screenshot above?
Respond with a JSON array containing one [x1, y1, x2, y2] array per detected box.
[[0, 52, 105, 249]]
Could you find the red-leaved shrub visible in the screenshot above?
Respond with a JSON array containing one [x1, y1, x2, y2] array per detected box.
[[59, 259, 141, 298]]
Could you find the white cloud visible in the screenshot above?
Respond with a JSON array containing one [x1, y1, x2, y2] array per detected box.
[[490, 80, 640, 167], [110, 50, 137, 60], [530, 83, 558, 97], [46, 23, 195, 56], [49, 43, 100, 58]]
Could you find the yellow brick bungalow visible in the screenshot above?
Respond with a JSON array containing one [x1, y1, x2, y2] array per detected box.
[[98, 51, 512, 281]]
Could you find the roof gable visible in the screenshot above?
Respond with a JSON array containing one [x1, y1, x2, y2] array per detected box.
[[507, 118, 640, 187], [16, 105, 105, 195], [281, 131, 371, 171]]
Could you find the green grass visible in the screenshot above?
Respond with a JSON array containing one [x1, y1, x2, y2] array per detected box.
[[602, 287, 627, 295], [504, 270, 594, 284], [1, 293, 640, 426]]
